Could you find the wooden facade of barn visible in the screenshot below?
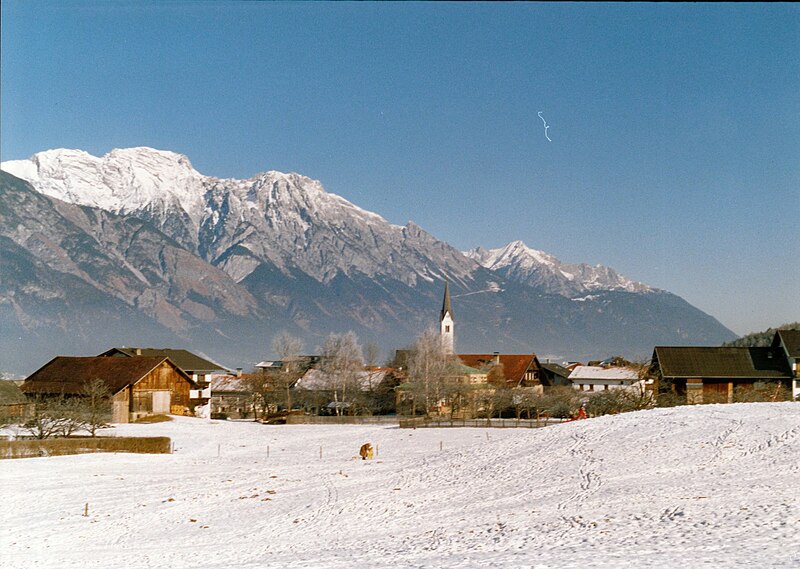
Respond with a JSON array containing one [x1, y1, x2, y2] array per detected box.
[[110, 360, 194, 422], [22, 356, 196, 423], [0, 380, 31, 423]]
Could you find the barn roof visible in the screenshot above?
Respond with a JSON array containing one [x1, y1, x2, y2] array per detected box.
[[653, 347, 792, 380], [457, 354, 538, 387], [99, 348, 226, 373], [22, 356, 193, 395], [773, 330, 800, 358], [0, 380, 27, 405]]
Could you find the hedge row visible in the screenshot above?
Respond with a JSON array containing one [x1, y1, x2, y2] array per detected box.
[[0, 436, 172, 459]]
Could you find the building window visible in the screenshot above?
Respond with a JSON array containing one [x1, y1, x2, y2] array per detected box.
[[445, 325, 450, 333]]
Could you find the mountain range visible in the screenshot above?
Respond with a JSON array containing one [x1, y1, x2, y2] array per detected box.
[[0, 147, 735, 374]]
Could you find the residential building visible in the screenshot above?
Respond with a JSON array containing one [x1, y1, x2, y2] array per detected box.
[[772, 330, 800, 399], [568, 365, 644, 393]]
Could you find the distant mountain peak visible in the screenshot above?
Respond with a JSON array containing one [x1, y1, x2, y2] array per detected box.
[[465, 240, 653, 297], [2, 146, 206, 221]]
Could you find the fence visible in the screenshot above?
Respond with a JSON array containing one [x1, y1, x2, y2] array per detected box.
[[0, 436, 172, 459], [285, 415, 401, 425], [399, 417, 564, 429]]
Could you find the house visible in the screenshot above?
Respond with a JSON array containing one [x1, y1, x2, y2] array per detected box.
[[539, 362, 573, 387], [651, 346, 793, 404], [22, 356, 197, 423], [568, 365, 644, 393], [0, 380, 30, 423], [457, 353, 542, 389], [209, 374, 254, 419], [99, 347, 227, 406], [256, 356, 320, 372], [294, 368, 399, 415], [772, 330, 800, 399]]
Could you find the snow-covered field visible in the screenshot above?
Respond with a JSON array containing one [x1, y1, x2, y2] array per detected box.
[[2, 403, 799, 568]]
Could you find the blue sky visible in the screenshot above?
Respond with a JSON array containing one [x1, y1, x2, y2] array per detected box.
[[2, 2, 798, 335]]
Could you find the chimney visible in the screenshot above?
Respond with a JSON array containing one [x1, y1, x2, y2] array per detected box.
[[236, 368, 243, 378], [134, 348, 142, 356], [493, 352, 500, 365]]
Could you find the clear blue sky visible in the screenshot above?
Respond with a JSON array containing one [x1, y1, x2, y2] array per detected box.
[[2, 1, 798, 336]]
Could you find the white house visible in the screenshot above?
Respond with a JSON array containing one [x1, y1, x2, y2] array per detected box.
[[568, 365, 644, 393]]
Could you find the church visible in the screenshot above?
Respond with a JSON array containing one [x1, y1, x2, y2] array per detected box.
[[437, 281, 553, 391]]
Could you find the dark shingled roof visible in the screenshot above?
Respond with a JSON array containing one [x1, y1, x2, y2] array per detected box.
[[0, 380, 27, 405], [654, 347, 792, 380], [99, 348, 226, 373], [540, 363, 572, 378], [22, 356, 192, 395], [773, 330, 800, 358], [441, 281, 453, 320]]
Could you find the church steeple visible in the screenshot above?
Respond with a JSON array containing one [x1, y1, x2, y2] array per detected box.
[[440, 280, 454, 354]]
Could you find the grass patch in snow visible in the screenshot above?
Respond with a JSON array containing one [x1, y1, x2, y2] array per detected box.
[[132, 414, 173, 423]]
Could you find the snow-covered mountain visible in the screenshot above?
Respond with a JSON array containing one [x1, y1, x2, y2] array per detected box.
[[0, 148, 736, 373], [466, 240, 652, 298], [2, 147, 475, 286]]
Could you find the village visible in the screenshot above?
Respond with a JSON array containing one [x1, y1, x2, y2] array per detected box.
[[3, 284, 798, 435]]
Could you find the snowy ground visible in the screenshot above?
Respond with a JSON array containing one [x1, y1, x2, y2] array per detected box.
[[2, 403, 799, 568]]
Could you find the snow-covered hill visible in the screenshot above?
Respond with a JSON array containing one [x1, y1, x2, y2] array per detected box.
[[2, 403, 798, 568]]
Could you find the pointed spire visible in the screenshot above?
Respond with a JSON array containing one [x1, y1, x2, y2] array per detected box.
[[441, 279, 453, 320]]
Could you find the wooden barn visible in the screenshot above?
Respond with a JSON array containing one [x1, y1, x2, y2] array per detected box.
[[651, 346, 793, 404], [22, 356, 197, 423], [0, 380, 31, 423]]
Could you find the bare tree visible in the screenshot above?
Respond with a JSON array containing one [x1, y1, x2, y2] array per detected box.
[[243, 373, 272, 420], [365, 342, 381, 368], [58, 398, 87, 437], [82, 378, 112, 437], [24, 395, 70, 439], [271, 332, 305, 411], [541, 386, 582, 419], [406, 329, 458, 417], [511, 387, 541, 420], [320, 332, 364, 416]]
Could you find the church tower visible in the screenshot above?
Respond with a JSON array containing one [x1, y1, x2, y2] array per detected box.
[[440, 280, 455, 354]]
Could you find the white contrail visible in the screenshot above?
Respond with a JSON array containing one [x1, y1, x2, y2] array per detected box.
[[452, 288, 503, 298], [537, 111, 552, 142]]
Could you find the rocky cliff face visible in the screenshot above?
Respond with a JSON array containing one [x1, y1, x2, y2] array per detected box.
[[0, 149, 736, 373]]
